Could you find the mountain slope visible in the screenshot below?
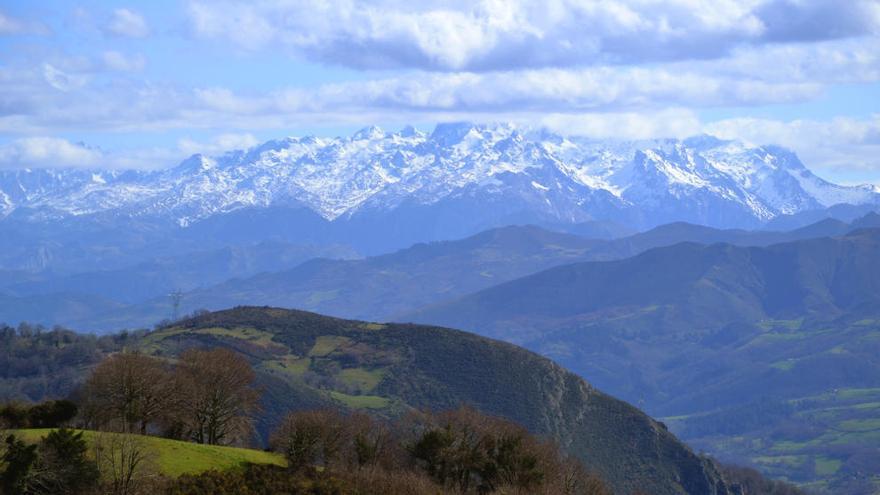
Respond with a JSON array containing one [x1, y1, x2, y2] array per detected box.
[[133, 306, 732, 495], [403, 229, 880, 491]]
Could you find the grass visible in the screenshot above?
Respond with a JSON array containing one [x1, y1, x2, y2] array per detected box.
[[695, 386, 880, 490], [309, 336, 351, 357], [262, 355, 310, 377], [837, 418, 880, 432], [328, 391, 390, 409], [304, 290, 339, 306], [757, 318, 804, 331], [770, 359, 797, 371], [753, 455, 807, 468], [814, 457, 842, 477], [854, 319, 878, 326], [8, 429, 285, 477], [338, 367, 385, 392], [192, 326, 278, 347], [836, 388, 880, 400], [771, 440, 820, 453]]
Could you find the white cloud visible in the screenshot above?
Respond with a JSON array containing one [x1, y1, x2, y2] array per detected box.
[[42, 64, 87, 92], [539, 109, 703, 140], [0, 48, 859, 135], [0, 137, 103, 168], [177, 133, 260, 155], [0, 134, 267, 170], [105, 8, 150, 38], [0, 10, 49, 35], [101, 51, 146, 72], [185, 0, 880, 71]]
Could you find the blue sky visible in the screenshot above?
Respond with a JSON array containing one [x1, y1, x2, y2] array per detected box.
[[0, 0, 879, 185]]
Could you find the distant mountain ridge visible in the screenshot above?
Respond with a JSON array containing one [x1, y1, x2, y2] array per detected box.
[[3, 213, 878, 331], [402, 228, 880, 492], [2, 124, 877, 243]]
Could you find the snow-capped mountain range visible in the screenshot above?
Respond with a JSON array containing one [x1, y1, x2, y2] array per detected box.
[[1, 123, 878, 232]]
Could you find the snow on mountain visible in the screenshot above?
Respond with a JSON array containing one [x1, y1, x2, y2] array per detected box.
[[0, 123, 877, 230]]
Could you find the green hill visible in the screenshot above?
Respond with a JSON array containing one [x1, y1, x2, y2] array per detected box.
[[8, 429, 285, 477], [404, 229, 880, 492], [126, 306, 732, 495]]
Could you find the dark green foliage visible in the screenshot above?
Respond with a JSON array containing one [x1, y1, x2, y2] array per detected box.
[[33, 428, 100, 495], [164, 463, 389, 495], [0, 323, 132, 403], [0, 429, 101, 495], [267, 407, 604, 495], [480, 433, 544, 491], [406, 409, 556, 493], [1, 435, 38, 495], [271, 410, 343, 472], [27, 401, 77, 428], [0, 400, 78, 429], [720, 465, 805, 495]]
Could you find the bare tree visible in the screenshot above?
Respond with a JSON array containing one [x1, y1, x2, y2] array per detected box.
[[344, 412, 394, 471], [176, 348, 260, 445], [93, 432, 157, 495], [80, 352, 174, 434]]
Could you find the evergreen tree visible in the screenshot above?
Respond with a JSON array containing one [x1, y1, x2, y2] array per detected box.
[[35, 428, 100, 495], [0, 435, 38, 495]]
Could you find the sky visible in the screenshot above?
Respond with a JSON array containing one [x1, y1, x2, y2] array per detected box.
[[0, 0, 879, 184]]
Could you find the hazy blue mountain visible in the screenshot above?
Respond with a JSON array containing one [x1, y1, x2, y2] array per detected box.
[[5, 214, 877, 332], [763, 203, 880, 231], [3, 241, 358, 304], [402, 229, 880, 492]]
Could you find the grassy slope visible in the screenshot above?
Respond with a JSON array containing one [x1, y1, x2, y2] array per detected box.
[[9, 429, 285, 477]]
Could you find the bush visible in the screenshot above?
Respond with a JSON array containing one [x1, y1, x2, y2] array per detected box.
[[720, 464, 805, 495], [165, 464, 345, 495], [269, 406, 608, 495]]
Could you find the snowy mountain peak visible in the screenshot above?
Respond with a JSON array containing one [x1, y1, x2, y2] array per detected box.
[[397, 125, 422, 138], [352, 125, 386, 141], [0, 124, 877, 230], [430, 122, 479, 146], [176, 154, 216, 173]]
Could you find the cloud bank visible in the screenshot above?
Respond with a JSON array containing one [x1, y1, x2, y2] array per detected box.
[[186, 0, 880, 71]]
